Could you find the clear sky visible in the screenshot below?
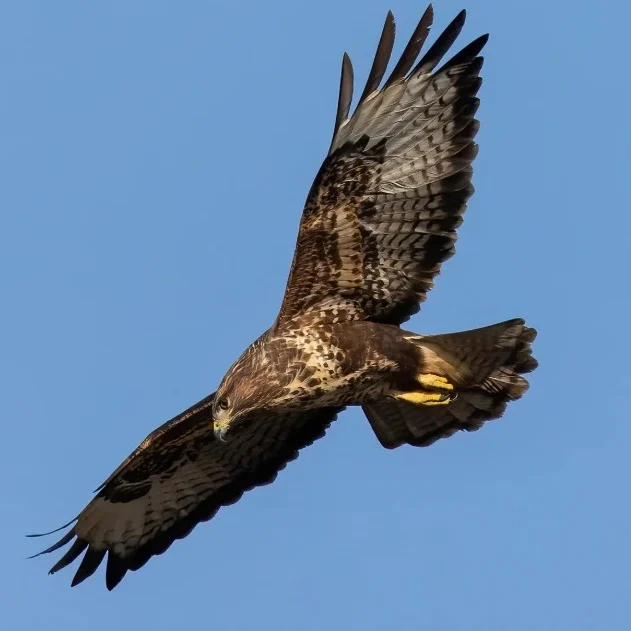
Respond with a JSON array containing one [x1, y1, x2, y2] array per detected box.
[[2, 1, 629, 629]]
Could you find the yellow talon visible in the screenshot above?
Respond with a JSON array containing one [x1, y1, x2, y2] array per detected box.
[[395, 391, 451, 406], [416, 373, 454, 391]]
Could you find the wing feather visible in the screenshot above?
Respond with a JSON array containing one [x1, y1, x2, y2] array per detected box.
[[358, 11, 396, 105], [276, 6, 487, 327], [383, 5, 433, 89], [332, 53, 354, 141], [32, 394, 341, 589], [412, 9, 466, 75]]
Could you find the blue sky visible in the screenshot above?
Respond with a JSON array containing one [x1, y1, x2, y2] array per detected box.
[[2, 0, 629, 628]]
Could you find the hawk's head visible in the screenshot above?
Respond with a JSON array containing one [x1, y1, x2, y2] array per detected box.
[[212, 366, 262, 442], [212, 336, 296, 441]]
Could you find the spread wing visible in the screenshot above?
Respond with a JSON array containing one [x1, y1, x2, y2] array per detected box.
[[276, 6, 487, 327], [30, 394, 341, 590]]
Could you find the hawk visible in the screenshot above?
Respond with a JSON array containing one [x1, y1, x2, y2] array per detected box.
[[31, 5, 537, 590]]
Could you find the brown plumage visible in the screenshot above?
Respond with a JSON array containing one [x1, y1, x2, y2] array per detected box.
[[31, 5, 537, 590]]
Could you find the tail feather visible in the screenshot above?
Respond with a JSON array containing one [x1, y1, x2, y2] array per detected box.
[[364, 318, 537, 449]]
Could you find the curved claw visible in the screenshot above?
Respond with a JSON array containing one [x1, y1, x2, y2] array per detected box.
[[416, 373, 454, 391], [395, 391, 451, 406]]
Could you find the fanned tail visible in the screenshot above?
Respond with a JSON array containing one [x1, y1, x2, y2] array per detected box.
[[364, 319, 537, 448]]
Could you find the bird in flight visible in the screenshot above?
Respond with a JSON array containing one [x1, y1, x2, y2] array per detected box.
[[31, 5, 537, 590]]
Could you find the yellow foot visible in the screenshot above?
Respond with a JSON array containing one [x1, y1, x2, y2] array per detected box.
[[416, 373, 454, 391], [395, 391, 451, 406]]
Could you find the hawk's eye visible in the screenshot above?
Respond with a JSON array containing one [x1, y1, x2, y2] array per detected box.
[[217, 397, 229, 411]]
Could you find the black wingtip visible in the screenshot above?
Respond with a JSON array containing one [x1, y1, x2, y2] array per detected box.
[[26, 517, 77, 538], [49, 538, 89, 575], [105, 556, 128, 591], [357, 9, 396, 106], [413, 7, 468, 76], [331, 52, 354, 143], [425, 4, 435, 25], [71, 548, 107, 587], [28, 528, 76, 560], [383, 4, 434, 89], [435, 33, 489, 74]]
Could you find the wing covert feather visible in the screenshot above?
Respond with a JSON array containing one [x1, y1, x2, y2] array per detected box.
[[276, 6, 488, 328]]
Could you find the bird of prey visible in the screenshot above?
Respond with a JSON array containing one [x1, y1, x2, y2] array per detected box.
[[31, 5, 537, 590]]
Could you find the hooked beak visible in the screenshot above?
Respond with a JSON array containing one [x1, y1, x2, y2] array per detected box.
[[213, 419, 228, 443]]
